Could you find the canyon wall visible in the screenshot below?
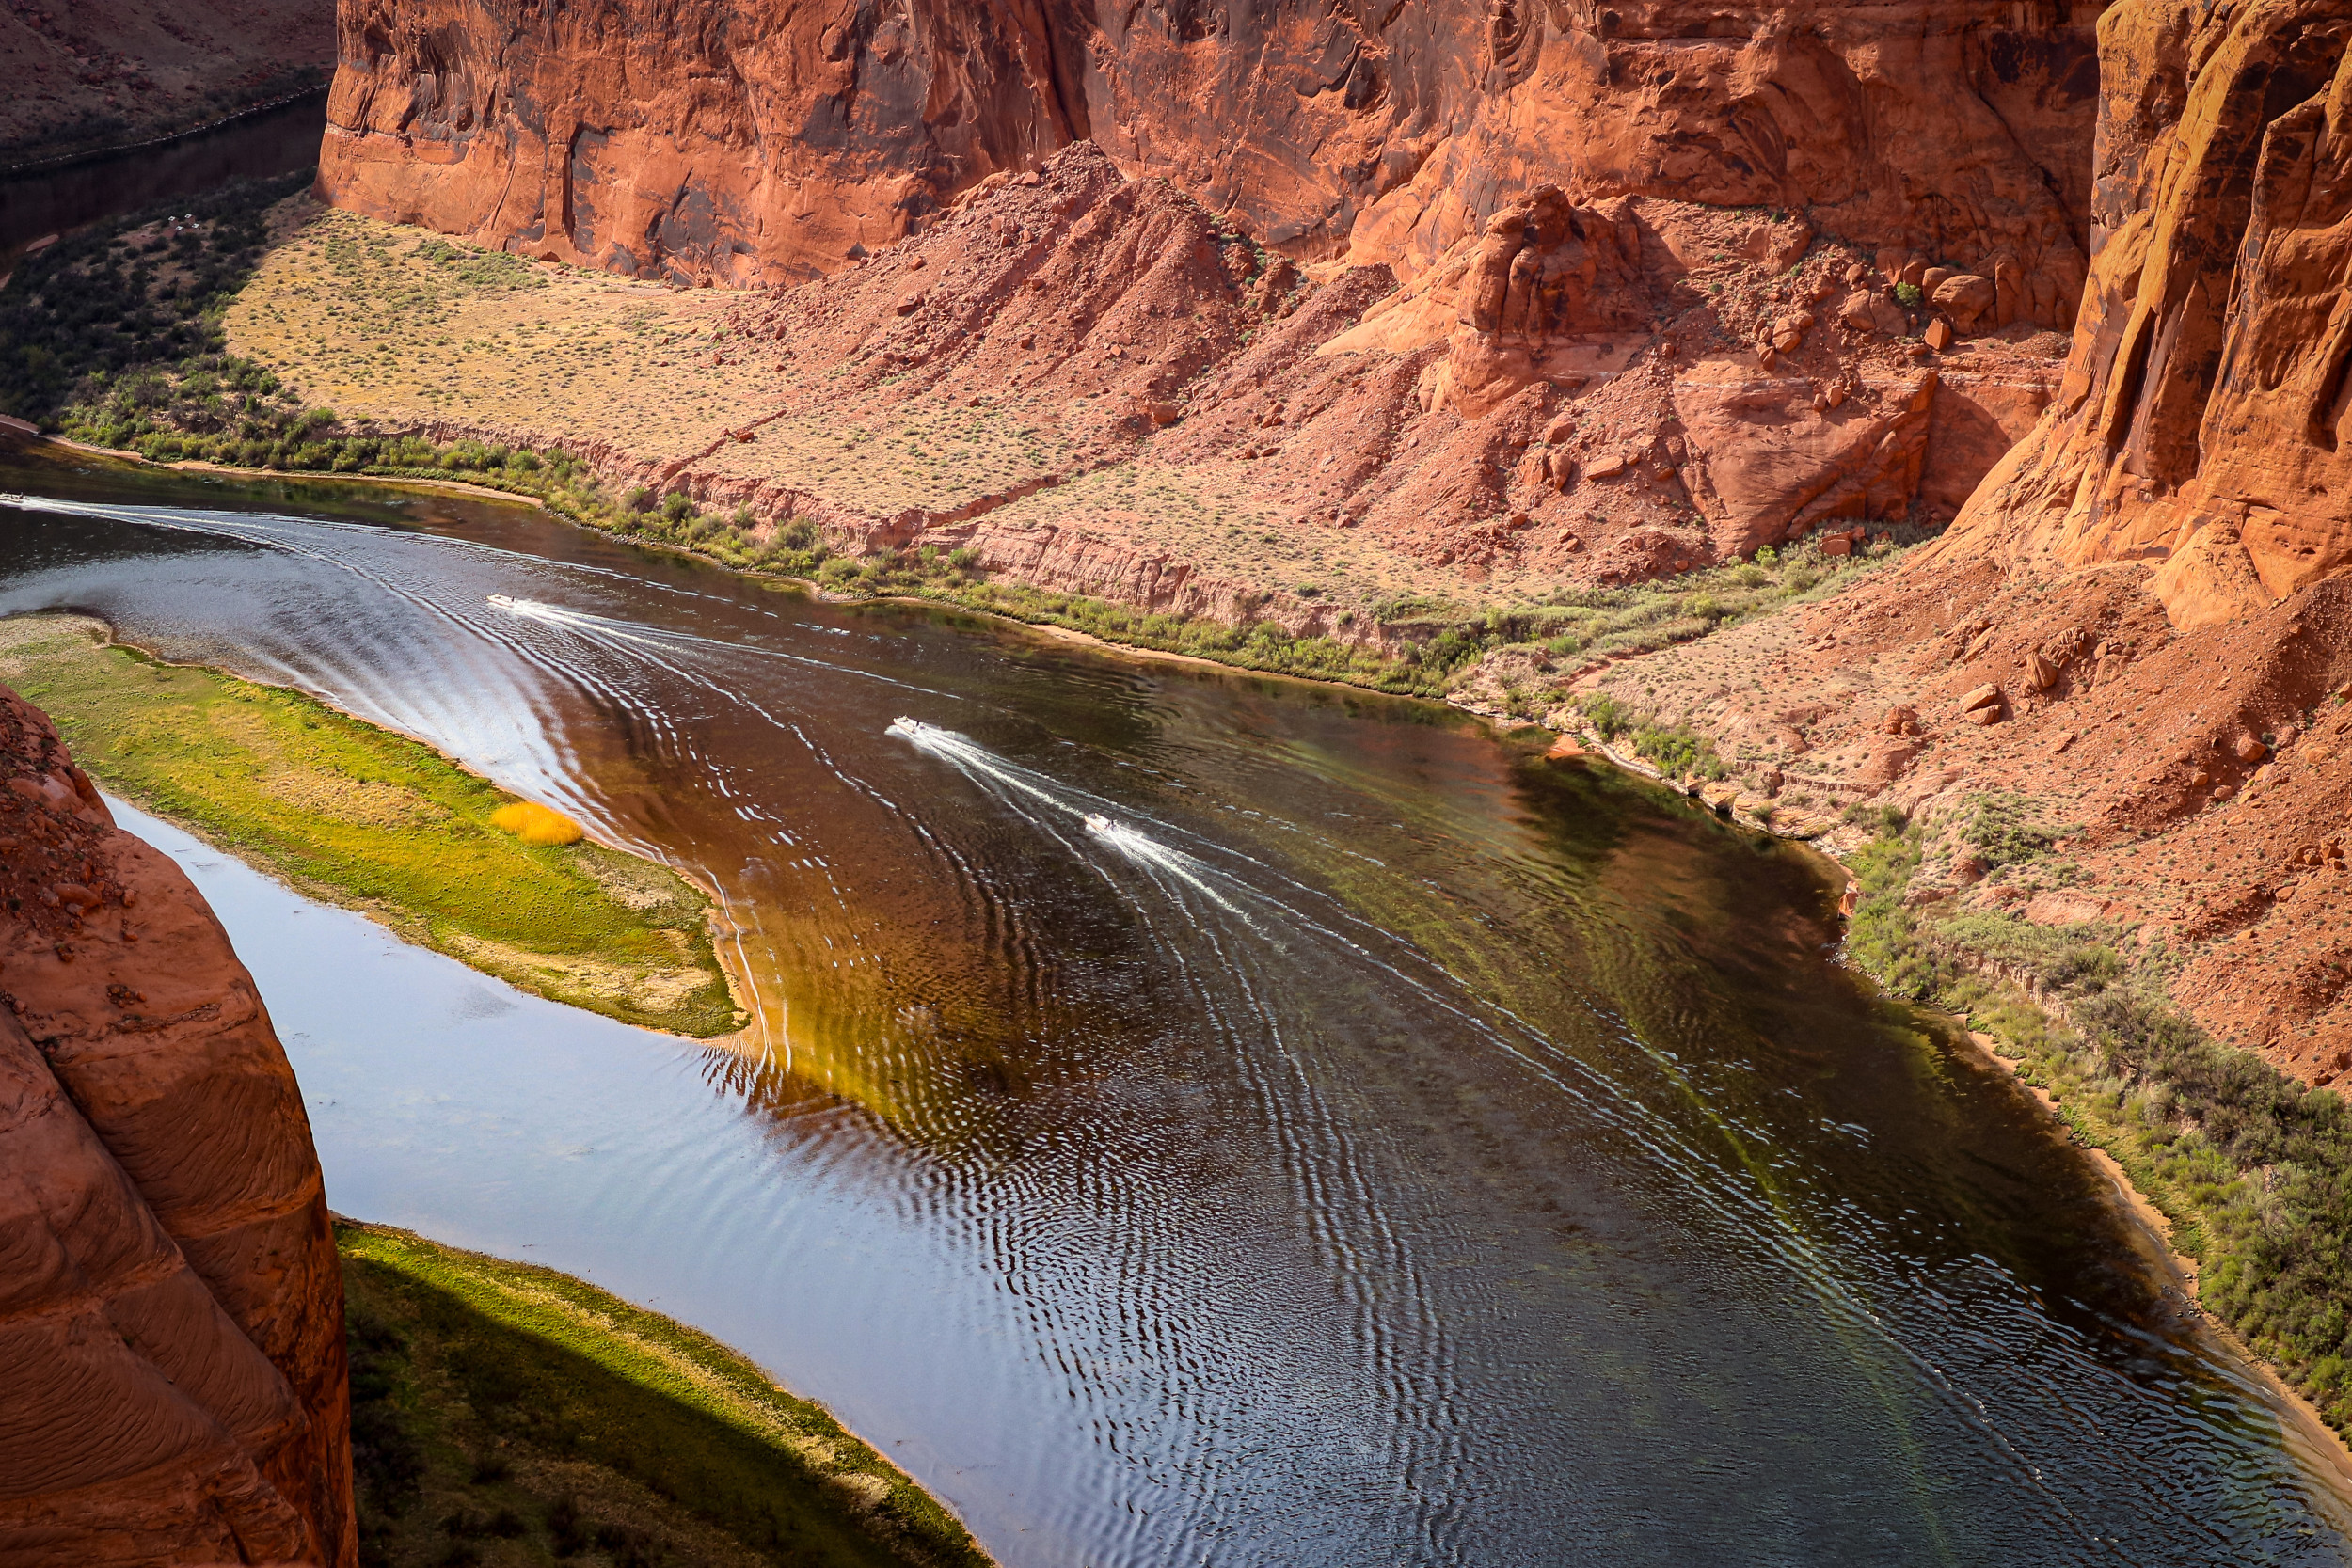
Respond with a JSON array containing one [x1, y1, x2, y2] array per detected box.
[[320, 0, 2109, 304], [0, 685, 354, 1566], [1949, 0, 2352, 627]]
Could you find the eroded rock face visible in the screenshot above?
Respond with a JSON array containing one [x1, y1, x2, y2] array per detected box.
[[322, 0, 1079, 286], [1951, 0, 2352, 628], [0, 684, 354, 1567], [321, 0, 2106, 307]]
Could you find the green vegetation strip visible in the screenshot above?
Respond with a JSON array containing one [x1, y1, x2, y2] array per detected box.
[[1844, 800, 2352, 1436], [341, 1221, 992, 1568], [1, 617, 738, 1036]]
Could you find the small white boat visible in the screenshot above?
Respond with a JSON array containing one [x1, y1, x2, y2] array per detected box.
[[1082, 812, 1114, 833], [487, 594, 517, 610]]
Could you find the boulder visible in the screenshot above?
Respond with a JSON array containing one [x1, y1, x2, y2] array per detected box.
[[2023, 650, 2058, 689], [1959, 683, 2007, 722], [1860, 738, 1924, 783], [1931, 273, 1997, 326], [1673, 363, 1938, 557], [1883, 705, 1920, 735], [1923, 318, 1954, 351]]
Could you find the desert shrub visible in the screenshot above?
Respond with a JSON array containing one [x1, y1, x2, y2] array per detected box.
[[1843, 814, 2352, 1434]]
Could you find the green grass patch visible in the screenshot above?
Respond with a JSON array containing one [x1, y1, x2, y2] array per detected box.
[[1, 616, 739, 1036], [1843, 814, 2352, 1435], [341, 1220, 992, 1568], [1580, 693, 1730, 781]]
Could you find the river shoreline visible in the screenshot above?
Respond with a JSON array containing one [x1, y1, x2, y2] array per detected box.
[[1953, 1025, 2352, 1487], [1, 84, 331, 178], [337, 1216, 997, 1567], [1568, 695, 2352, 1486], [8, 432, 1420, 691], [0, 612, 744, 1037]]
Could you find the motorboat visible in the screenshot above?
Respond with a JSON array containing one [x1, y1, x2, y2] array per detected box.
[[487, 594, 517, 610], [1082, 812, 1114, 833]]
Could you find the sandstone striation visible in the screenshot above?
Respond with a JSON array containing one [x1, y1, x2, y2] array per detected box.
[[320, 0, 2106, 312], [1951, 0, 2352, 628], [321, 0, 1078, 286], [0, 685, 354, 1566]]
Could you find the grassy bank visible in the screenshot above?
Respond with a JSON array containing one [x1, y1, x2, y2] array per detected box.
[[1842, 802, 2352, 1437], [340, 1220, 992, 1568], [0, 616, 739, 1036]]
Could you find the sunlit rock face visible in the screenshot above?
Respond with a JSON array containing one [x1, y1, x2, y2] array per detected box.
[[1950, 0, 2352, 628], [0, 683, 355, 1567], [318, 0, 2106, 306]]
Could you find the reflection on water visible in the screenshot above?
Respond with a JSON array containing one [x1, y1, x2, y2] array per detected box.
[[7, 451, 2352, 1565]]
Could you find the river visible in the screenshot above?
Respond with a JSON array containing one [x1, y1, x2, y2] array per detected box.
[[0, 89, 327, 275], [4, 445, 2350, 1565]]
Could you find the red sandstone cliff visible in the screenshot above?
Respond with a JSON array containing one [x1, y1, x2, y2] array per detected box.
[[1952, 0, 2352, 628], [0, 687, 354, 1566], [319, 0, 2107, 308], [1552, 0, 2352, 1083]]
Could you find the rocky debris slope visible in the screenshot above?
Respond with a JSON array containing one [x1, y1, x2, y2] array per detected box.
[[0, 684, 353, 1565], [321, 0, 2105, 306], [489, 143, 2070, 618], [1577, 531, 2352, 1082], [0, 0, 332, 165]]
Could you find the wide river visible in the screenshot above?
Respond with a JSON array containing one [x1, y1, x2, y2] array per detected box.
[[5, 448, 2351, 1564]]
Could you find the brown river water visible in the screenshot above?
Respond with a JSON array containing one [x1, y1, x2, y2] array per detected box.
[[4, 445, 2351, 1565]]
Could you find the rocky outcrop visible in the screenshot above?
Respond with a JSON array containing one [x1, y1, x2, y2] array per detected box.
[[1538, 0, 2352, 1074], [0, 686, 354, 1566], [321, 0, 2106, 308], [1322, 185, 1650, 418], [1950, 0, 2352, 628], [0, 0, 333, 164]]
